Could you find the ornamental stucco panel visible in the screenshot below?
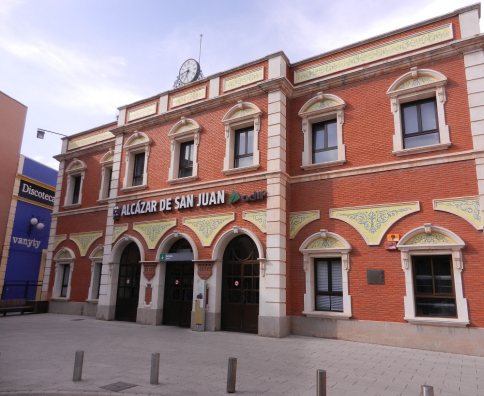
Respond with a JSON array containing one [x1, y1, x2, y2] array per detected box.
[[52, 234, 67, 250], [306, 236, 343, 249], [133, 220, 177, 250], [330, 202, 420, 245], [112, 224, 129, 243], [405, 232, 455, 245], [433, 197, 483, 230], [289, 210, 320, 239], [70, 232, 103, 256], [183, 213, 235, 247], [242, 210, 267, 233]]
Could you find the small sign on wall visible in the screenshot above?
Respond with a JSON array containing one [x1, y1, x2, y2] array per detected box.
[[367, 269, 385, 285]]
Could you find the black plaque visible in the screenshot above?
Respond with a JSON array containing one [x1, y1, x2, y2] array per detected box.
[[18, 179, 55, 207], [367, 269, 385, 285]]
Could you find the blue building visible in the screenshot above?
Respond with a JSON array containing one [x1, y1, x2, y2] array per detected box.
[[0, 156, 57, 300]]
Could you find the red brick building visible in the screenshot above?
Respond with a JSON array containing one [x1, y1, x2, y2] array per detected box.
[[45, 4, 484, 355]]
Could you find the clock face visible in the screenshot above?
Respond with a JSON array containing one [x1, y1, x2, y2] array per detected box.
[[179, 58, 200, 83]]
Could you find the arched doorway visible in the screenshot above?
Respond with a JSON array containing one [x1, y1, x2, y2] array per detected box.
[[115, 242, 141, 322], [162, 239, 194, 327], [221, 235, 259, 333]]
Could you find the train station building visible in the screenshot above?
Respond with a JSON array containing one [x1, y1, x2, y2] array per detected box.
[[44, 4, 484, 355]]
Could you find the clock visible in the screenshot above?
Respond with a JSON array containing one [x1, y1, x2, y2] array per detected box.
[[178, 58, 201, 84]]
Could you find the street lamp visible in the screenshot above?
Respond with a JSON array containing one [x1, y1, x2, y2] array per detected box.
[[36, 128, 68, 139]]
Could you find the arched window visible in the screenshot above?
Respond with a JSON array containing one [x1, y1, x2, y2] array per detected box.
[[64, 158, 87, 207], [298, 92, 346, 169], [387, 67, 450, 155], [88, 245, 104, 301], [122, 131, 151, 190], [222, 101, 262, 174], [299, 230, 352, 318], [397, 224, 468, 326], [53, 248, 75, 299], [99, 149, 114, 200]]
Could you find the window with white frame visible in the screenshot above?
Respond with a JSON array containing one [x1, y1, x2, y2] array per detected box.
[[300, 230, 352, 318], [167, 117, 201, 183], [64, 159, 87, 207], [122, 131, 151, 190], [397, 224, 469, 327], [99, 149, 114, 200], [88, 246, 103, 301], [387, 67, 450, 155], [298, 92, 346, 169], [53, 248, 75, 299], [222, 100, 261, 174]]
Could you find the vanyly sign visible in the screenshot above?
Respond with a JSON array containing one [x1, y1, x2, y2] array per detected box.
[[114, 189, 266, 219]]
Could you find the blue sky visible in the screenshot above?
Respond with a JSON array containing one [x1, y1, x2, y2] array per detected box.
[[0, 0, 481, 169]]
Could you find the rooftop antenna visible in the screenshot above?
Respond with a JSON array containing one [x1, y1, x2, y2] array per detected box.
[[198, 34, 203, 65]]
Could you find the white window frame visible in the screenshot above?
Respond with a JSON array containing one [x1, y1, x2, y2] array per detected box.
[[122, 131, 151, 191], [397, 224, 469, 327], [387, 67, 450, 155], [300, 230, 352, 319], [87, 246, 103, 301], [299, 92, 346, 170], [98, 149, 114, 201], [64, 158, 86, 208], [167, 117, 201, 183], [222, 100, 261, 175], [52, 248, 75, 299]]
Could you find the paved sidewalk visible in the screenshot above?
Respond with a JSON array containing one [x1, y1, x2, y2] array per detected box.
[[0, 314, 483, 395]]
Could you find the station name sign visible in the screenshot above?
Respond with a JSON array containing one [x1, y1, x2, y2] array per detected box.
[[18, 179, 55, 208], [115, 189, 266, 218]]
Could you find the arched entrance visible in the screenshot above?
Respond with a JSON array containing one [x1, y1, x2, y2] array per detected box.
[[115, 242, 141, 322], [162, 239, 194, 327], [221, 235, 259, 333]]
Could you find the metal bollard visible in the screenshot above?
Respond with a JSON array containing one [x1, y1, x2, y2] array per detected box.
[[150, 353, 160, 385], [316, 369, 326, 396], [73, 350, 84, 382], [421, 385, 434, 396], [226, 357, 237, 393]]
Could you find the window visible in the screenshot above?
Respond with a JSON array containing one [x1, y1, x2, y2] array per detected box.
[[168, 117, 201, 183], [300, 231, 352, 318], [397, 224, 469, 326], [88, 246, 103, 301], [402, 98, 439, 149], [53, 248, 75, 299], [234, 127, 254, 168], [122, 131, 151, 190], [64, 159, 86, 207], [298, 93, 346, 169], [178, 141, 194, 178], [99, 149, 115, 201], [412, 255, 456, 317], [60, 265, 70, 297], [312, 120, 338, 164], [387, 67, 450, 155], [222, 101, 261, 174], [132, 152, 145, 186], [315, 258, 343, 312]]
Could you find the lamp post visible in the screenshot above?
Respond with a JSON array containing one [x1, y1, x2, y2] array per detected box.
[[36, 128, 68, 139], [28, 216, 45, 236]]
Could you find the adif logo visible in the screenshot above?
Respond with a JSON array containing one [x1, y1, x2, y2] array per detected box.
[[228, 191, 267, 205]]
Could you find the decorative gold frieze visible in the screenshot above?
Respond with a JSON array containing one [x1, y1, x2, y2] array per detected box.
[[433, 197, 483, 230], [406, 232, 454, 245], [133, 220, 176, 250], [307, 236, 343, 249], [127, 102, 157, 122], [242, 210, 267, 233], [69, 231, 103, 256], [330, 202, 420, 245], [183, 213, 235, 247], [52, 234, 67, 250], [171, 87, 206, 108], [68, 130, 114, 151], [294, 24, 453, 84], [223, 67, 264, 92], [112, 224, 129, 243], [289, 210, 320, 239]]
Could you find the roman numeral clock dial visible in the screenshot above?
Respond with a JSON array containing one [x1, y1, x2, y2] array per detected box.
[[178, 58, 201, 84]]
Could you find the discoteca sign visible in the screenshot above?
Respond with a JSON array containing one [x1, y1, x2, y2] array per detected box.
[[114, 189, 266, 219]]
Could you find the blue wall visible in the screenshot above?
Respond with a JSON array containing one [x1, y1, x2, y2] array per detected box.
[[2, 157, 57, 300]]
